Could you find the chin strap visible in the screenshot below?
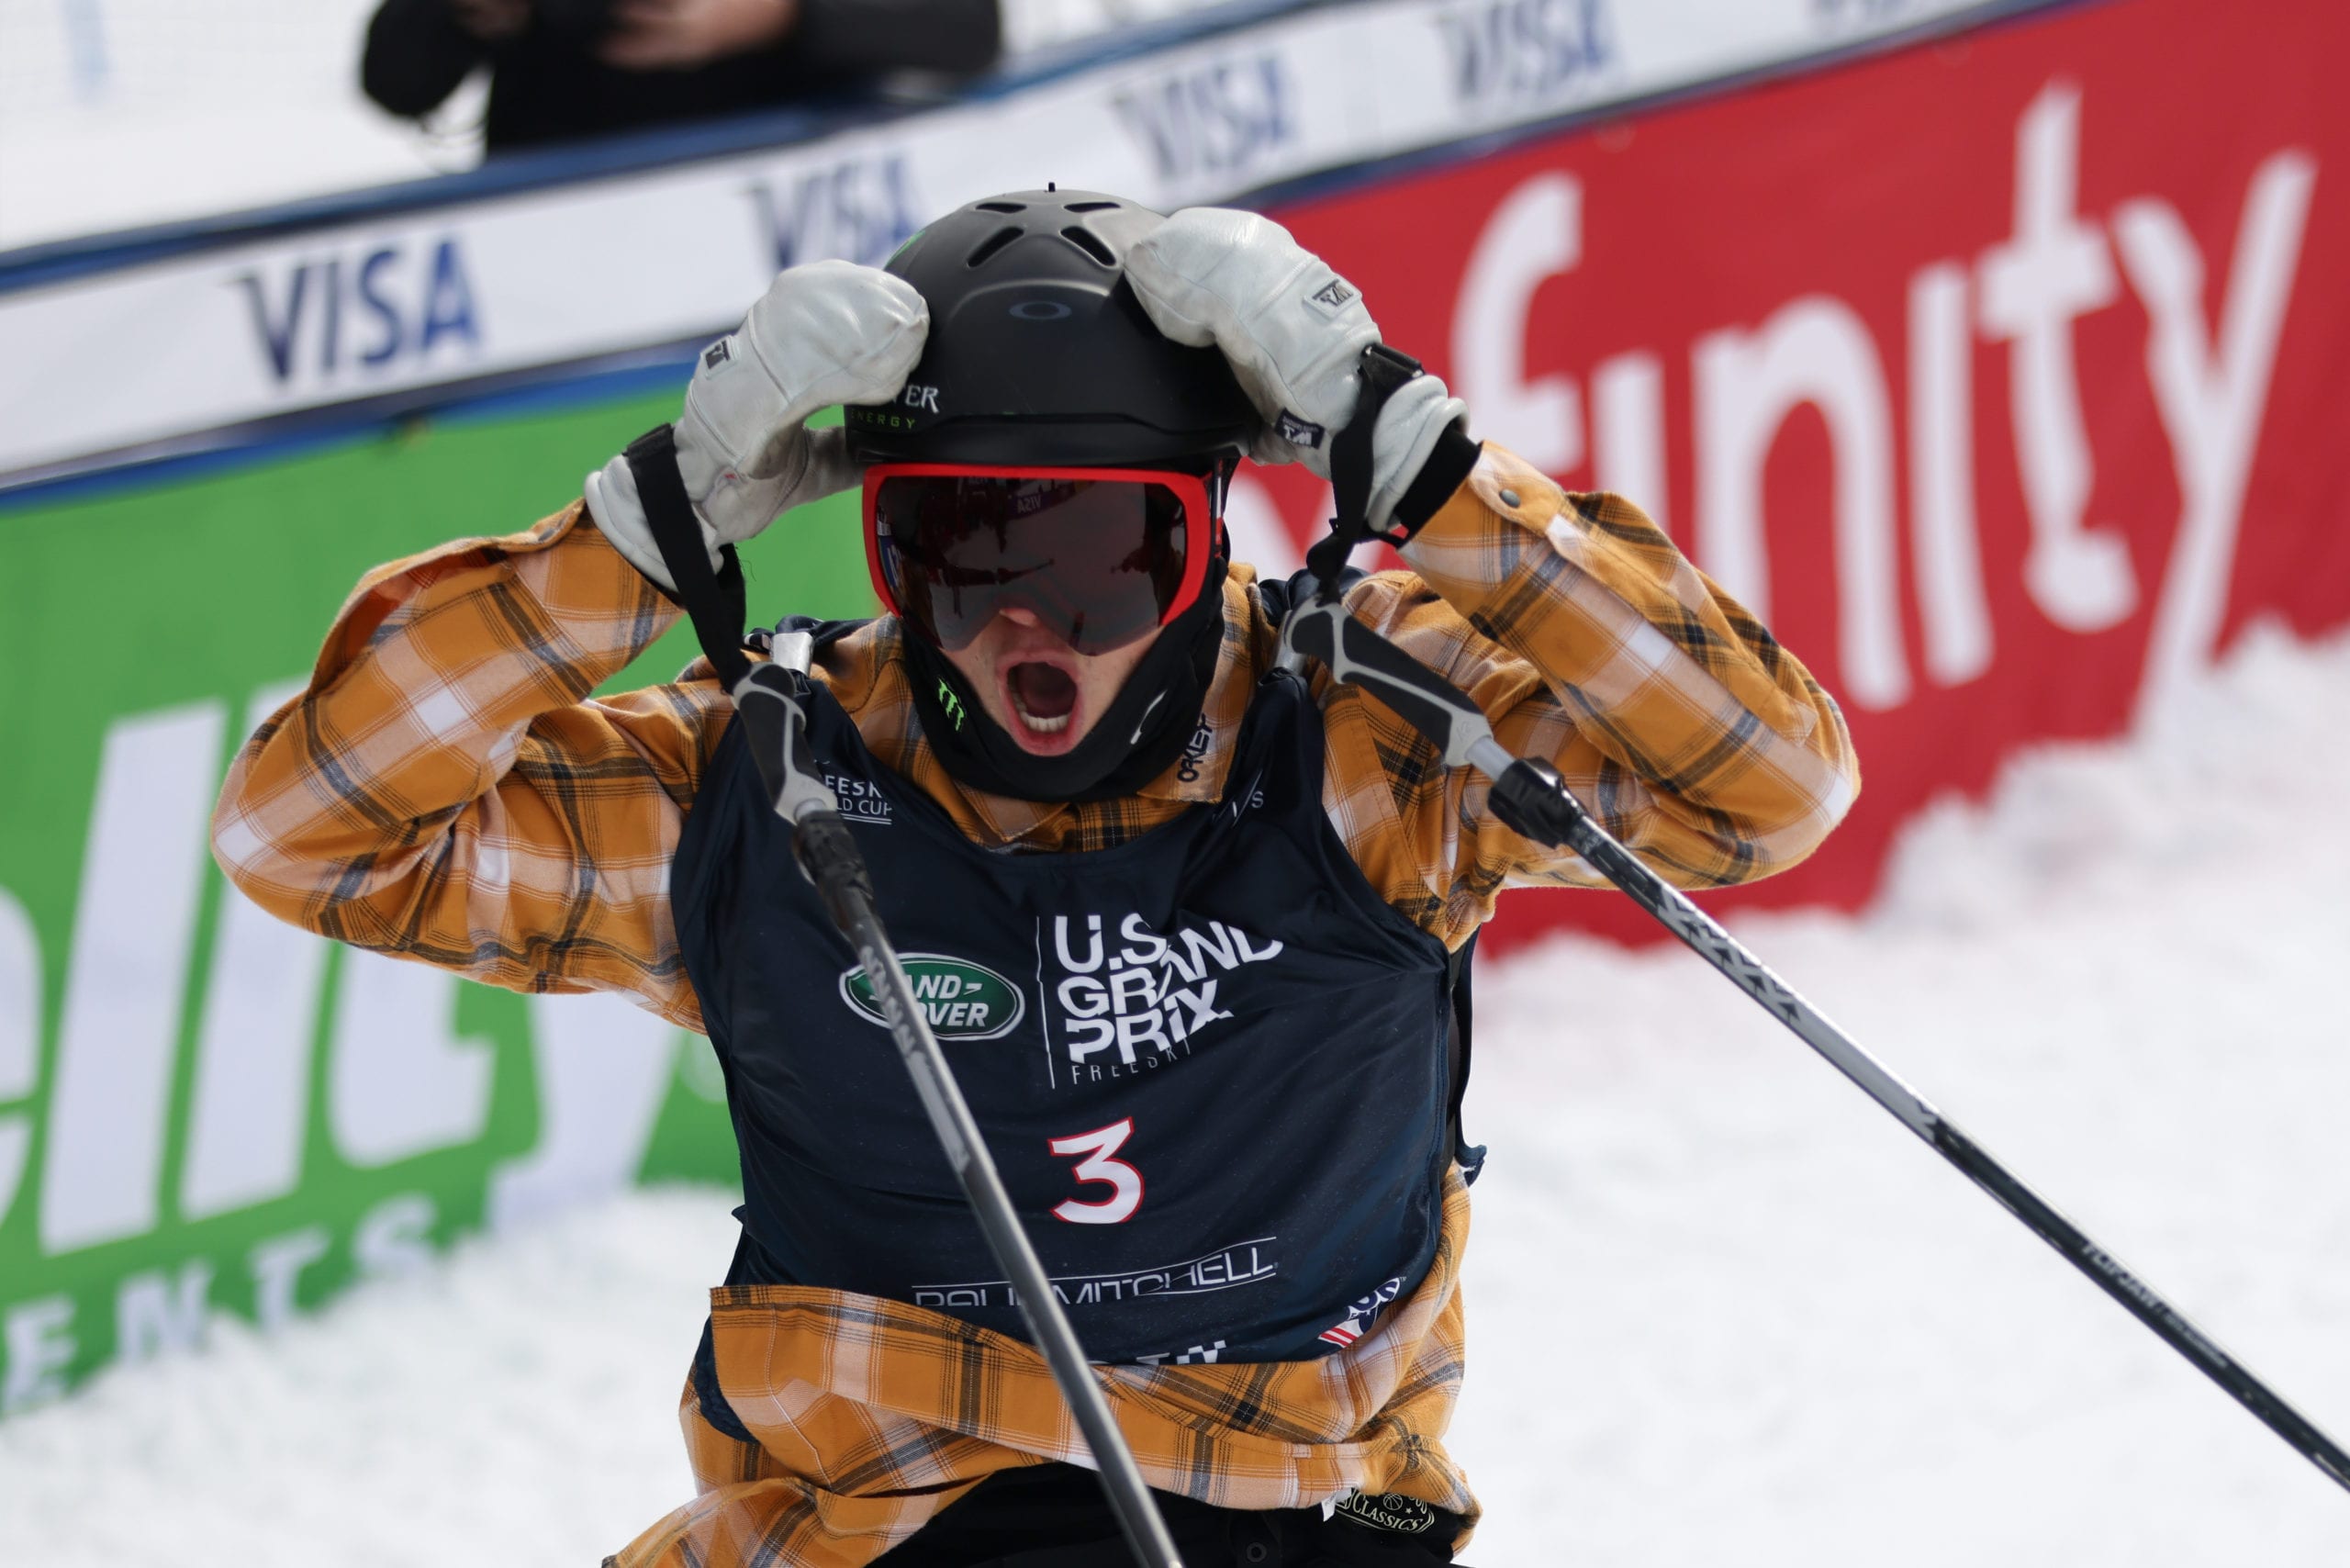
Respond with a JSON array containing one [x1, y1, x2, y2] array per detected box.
[[1304, 343, 1427, 596]]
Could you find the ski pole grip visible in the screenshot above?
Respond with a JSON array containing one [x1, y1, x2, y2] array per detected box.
[[1281, 598, 1496, 767], [792, 811, 876, 935], [732, 663, 840, 826]]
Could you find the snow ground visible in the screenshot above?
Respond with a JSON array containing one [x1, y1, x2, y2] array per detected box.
[[4, 624, 2347, 1565]]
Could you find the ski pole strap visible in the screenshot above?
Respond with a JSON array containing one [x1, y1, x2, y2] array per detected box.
[[1306, 343, 1426, 591], [622, 423, 753, 692]]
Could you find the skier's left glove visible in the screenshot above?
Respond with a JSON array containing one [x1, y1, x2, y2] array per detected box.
[[585, 260, 928, 591], [1125, 207, 1474, 537]]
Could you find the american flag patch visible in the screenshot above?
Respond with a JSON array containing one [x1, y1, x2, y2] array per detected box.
[[1318, 1320, 1362, 1348]]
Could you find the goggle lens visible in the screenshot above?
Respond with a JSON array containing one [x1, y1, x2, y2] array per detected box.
[[866, 466, 1209, 656]]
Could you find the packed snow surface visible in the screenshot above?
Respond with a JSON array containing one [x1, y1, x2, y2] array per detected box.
[[5, 626, 2348, 1564]]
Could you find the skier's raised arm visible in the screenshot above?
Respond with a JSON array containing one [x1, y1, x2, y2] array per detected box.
[[1126, 208, 1860, 947], [210, 263, 929, 1025]]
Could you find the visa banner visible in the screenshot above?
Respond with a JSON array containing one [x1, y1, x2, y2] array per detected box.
[[0, 0, 2031, 488]]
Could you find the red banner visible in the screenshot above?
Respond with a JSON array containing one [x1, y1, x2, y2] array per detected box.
[[1247, 0, 2350, 951]]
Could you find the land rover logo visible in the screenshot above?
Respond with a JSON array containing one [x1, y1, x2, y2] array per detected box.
[[839, 955, 1025, 1040]]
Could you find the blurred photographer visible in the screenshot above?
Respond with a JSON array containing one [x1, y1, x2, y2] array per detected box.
[[362, 0, 1001, 152]]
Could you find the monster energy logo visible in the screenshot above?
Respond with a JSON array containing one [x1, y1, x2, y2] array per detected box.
[[935, 678, 967, 730]]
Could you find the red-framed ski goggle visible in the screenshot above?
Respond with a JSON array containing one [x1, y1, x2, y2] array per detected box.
[[863, 464, 1216, 656]]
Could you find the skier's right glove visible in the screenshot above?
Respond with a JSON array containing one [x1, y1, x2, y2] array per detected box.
[[585, 260, 928, 591]]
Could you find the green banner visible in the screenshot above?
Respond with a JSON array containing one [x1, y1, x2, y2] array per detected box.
[[0, 386, 872, 1412]]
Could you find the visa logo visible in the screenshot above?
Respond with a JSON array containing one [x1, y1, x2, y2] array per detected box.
[[230, 235, 483, 388], [745, 153, 923, 271], [1436, 0, 1618, 106], [1112, 54, 1295, 190]]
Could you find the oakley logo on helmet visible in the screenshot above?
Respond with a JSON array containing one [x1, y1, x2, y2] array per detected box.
[[1308, 278, 1357, 311], [1008, 299, 1074, 320], [1275, 410, 1326, 449], [900, 383, 942, 412]]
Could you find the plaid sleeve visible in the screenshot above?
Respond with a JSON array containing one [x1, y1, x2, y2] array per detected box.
[[1322, 442, 1862, 947], [210, 500, 726, 1029]]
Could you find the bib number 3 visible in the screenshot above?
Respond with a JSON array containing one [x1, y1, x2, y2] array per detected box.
[[1049, 1117, 1143, 1225]]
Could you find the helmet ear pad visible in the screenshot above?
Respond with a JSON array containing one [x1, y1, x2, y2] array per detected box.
[[846, 190, 1261, 470]]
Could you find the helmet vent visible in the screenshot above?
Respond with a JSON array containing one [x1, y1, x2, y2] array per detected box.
[[975, 200, 1026, 213], [1063, 199, 1120, 212], [1058, 226, 1116, 266], [963, 226, 1024, 268]]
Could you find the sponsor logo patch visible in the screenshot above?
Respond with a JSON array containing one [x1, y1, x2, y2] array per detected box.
[[1334, 1491, 1438, 1536], [1308, 277, 1357, 310], [1038, 912, 1284, 1082], [915, 1239, 1275, 1312], [1316, 1274, 1404, 1347], [839, 955, 1026, 1039], [1274, 409, 1326, 449], [934, 678, 968, 731], [703, 339, 733, 370], [822, 768, 893, 826]]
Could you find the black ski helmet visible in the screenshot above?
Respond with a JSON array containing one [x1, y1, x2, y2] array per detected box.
[[845, 189, 1260, 467], [852, 189, 1255, 804]]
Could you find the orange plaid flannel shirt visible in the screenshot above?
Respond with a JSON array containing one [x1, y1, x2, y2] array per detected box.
[[213, 442, 1857, 1563]]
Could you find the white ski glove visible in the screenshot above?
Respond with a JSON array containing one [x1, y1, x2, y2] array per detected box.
[[585, 259, 928, 590], [1125, 207, 1466, 533]]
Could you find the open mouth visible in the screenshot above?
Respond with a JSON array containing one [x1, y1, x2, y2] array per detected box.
[[1007, 661, 1078, 738]]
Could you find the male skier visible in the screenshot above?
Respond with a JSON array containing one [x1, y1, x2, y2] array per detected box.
[[214, 190, 1859, 1566]]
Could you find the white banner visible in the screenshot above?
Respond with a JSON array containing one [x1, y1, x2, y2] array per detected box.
[[0, 0, 2016, 486]]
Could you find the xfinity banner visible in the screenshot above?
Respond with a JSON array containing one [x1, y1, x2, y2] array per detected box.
[[1231, 0, 2344, 939], [0, 0, 2027, 487]]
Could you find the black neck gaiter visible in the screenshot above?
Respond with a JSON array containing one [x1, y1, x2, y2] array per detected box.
[[901, 558, 1229, 804]]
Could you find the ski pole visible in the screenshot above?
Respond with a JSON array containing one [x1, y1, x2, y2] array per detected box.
[[1280, 590, 2350, 1498], [729, 647, 1186, 1568]]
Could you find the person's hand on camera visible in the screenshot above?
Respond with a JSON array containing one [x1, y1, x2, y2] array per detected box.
[[1125, 207, 1466, 535], [599, 0, 799, 70], [447, 0, 531, 42], [585, 260, 927, 590]]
